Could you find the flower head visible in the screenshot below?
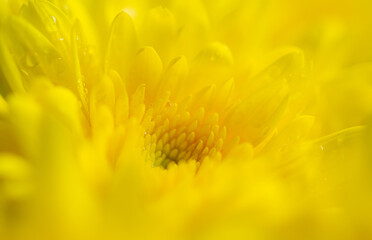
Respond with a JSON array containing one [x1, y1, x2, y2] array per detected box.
[[1, 0, 372, 239]]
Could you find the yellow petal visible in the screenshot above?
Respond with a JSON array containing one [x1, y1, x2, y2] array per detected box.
[[262, 115, 315, 154], [187, 84, 216, 112], [5, 15, 61, 85], [129, 84, 146, 121], [7, 95, 42, 159], [208, 78, 235, 112], [108, 70, 129, 125], [105, 10, 138, 77], [129, 47, 163, 100], [225, 79, 289, 145], [32, 82, 83, 137], [242, 48, 306, 97], [24, 0, 72, 56], [189, 42, 234, 93], [0, 32, 24, 93], [142, 6, 177, 63], [90, 75, 115, 114], [0, 153, 31, 199], [71, 21, 88, 112], [158, 56, 189, 101]]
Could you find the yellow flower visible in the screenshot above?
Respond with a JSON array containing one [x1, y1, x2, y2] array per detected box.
[[1, 0, 372, 239]]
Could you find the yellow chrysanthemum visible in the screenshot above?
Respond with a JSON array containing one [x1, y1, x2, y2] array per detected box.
[[1, 0, 372, 239]]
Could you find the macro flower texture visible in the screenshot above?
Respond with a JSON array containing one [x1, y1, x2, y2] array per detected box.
[[1, 0, 372, 239]]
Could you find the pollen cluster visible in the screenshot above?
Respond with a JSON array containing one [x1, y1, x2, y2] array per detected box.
[[143, 100, 226, 168]]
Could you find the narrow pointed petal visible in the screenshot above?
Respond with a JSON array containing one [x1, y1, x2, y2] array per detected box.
[[158, 56, 189, 100], [189, 42, 234, 92], [225, 79, 289, 145], [105, 10, 138, 77], [242, 48, 306, 97], [129, 47, 163, 100], [142, 6, 177, 63], [5, 15, 60, 85], [0, 32, 24, 93], [71, 22, 88, 112]]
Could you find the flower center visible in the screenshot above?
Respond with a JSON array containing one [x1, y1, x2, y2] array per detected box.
[[143, 102, 226, 168]]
